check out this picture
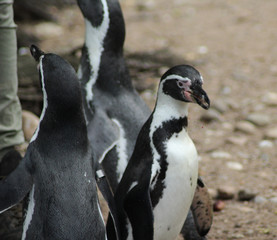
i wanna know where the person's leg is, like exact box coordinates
[0,0,24,162]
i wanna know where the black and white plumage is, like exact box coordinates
[106,65,210,240]
[77,0,212,238]
[77,0,150,191]
[0,45,106,239]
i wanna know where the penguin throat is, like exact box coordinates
[84,0,110,106]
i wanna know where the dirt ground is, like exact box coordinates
[4,0,277,239]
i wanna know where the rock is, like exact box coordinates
[212,99,229,113]
[245,229,254,236]
[220,86,231,95]
[235,121,256,134]
[226,136,247,146]
[259,140,274,148]
[238,189,257,201]
[262,92,277,106]
[229,233,245,239]
[269,197,277,203]
[264,127,277,140]
[254,196,267,204]
[217,186,236,200]
[226,161,243,171]
[197,45,209,54]
[232,71,249,82]
[222,122,233,130]
[208,188,217,200]
[213,200,225,212]
[200,109,223,123]
[246,113,270,127]
[236,206,254,213]
[211,151,232,159]
[22,110,39,142]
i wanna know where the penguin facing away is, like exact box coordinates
[77,0,212,238]
[0,45,106,240]
[77,0,150,191]
[106,65,210,240]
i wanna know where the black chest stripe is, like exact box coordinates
[150,117,187,208]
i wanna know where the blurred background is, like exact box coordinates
[5,0,277,239]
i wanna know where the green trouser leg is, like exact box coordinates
[0,0,24,159]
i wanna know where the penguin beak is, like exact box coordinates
[30,44,44,62]
[189,84,210,110]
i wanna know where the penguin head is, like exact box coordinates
[78,0,125,51]
[77,0,104,27]
[160,65,210,110]
[30,45,82,113]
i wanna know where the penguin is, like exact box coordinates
[0,45,106,239]
[106,65,210,240]
[77,0,212,238]
[77,0,150,191]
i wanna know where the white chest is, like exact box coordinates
[152,129,198,240]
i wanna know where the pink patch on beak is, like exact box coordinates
[184,91,194,102]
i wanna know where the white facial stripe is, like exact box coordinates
[22,184,35,240]
[84,0,110,105]
[30,56,48,143]
[111,119,128,182]
[163,74,192,84]
[200,74,204,84]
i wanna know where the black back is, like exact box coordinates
[78,0,150,191]
[0,46,106,239]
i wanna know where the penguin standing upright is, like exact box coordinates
[77,0,212,238]
[107,65,210,240]
[0,45,106,240]
[77,0,150,191]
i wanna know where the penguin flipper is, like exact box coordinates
[191,177,213,236]
[124,182,154,240]
[0,159,32,213]
[87,109,120,163]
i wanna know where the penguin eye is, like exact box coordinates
[177,80,188,88]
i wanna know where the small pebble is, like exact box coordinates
[269,197,277,204]
[235,121,256,134]
[232,71,249,81]
[237,189,257,201]
[198,45,208,54]
[237,206,254,213]
[200,109,223,123]
[262,92,277,106]
[246,113,270,127]
[229,233,245,239]
[220,86,231,95]
[208,188,217,200]
[212,99,229,113]
[226,136,247,146]
[264,127,277,140]
[211,151,232,159]
[217,186,236,200]
[213,200,225,211]
[259,140,273,148]
[254,196,267,204]
[246,229,254,236]
[226,161,243,171]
